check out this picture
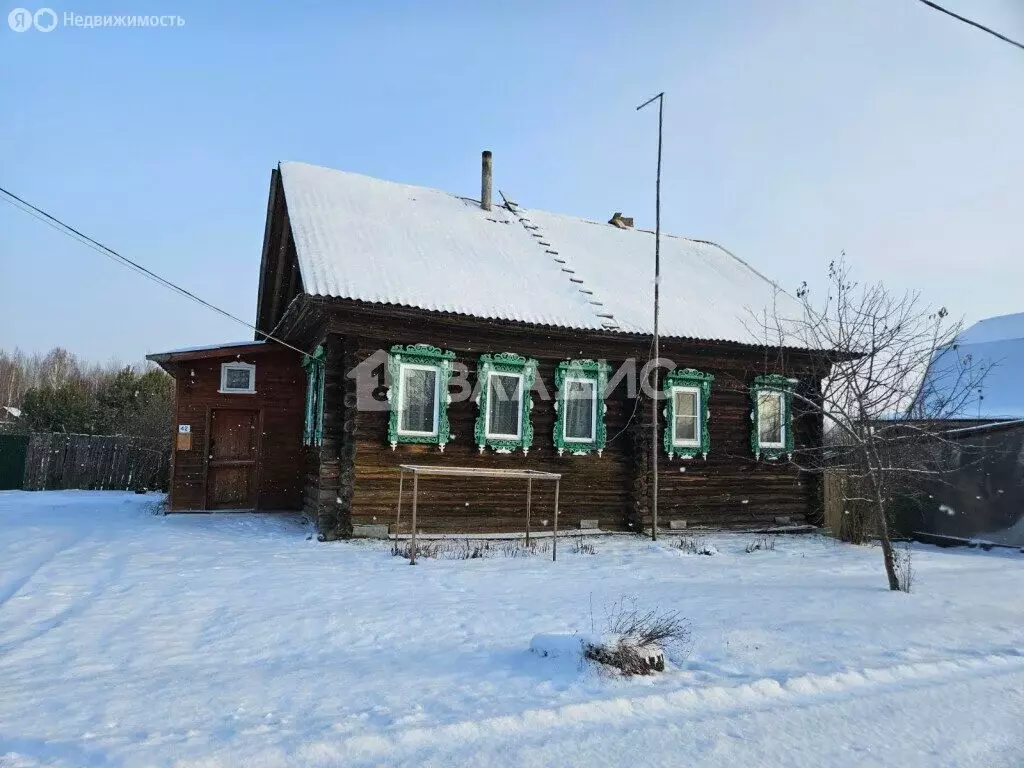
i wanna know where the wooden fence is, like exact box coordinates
[22,433,170,492]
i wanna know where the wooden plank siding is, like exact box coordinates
[297,300,827,536]
[162,347,306,512]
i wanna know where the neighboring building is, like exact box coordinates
[917,311,1024,422]
[0,406,22,432]
[149,154,830,539]
[898,313,1024,546]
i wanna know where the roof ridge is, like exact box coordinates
[499,191,620,331]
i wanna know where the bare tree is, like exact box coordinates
[751,257,989,591]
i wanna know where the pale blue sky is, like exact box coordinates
[1,0,1022,361]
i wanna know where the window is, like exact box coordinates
[563,379,595,441]
[398,364,439,436]
[750,374,794,460]
[486,372,523,439]
[663,368,713,459]
[303,346,325,446]
[474,352,538,454]
[553,360,608,456]
[387,344,455,450]
[757,392,783,446]
[220,362,255,394]
[671,388,700,444]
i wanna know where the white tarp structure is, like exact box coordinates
[918,312,1024,420]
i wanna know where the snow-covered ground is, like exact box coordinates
[1,492,1021,767]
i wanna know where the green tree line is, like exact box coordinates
[0,347,172,439]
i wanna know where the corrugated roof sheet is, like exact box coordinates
[279,161,805,345]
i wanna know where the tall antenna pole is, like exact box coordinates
[637,91,664,542]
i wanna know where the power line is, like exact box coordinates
[915,0,1024,52]
[0,186,312,360]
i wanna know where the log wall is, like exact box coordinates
[314,302,826,535]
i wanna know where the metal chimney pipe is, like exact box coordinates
[481,150,492,211]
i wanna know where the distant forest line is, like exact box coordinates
[0,348,172,440]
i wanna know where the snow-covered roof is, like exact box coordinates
[918,312,1024,420]
[1,406,21,419]
[146,341,272,366]
[151,341,265,356]
[279,161,806,346]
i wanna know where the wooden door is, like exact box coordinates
[206,409,260,509]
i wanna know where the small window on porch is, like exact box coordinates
[219,362,255,394]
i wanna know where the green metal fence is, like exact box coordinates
[0,434,30,490]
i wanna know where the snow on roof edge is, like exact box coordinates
[148,340,266,357]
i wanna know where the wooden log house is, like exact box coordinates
[149,153,829,539]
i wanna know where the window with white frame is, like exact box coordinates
[397,363,440,436]
[474,352,537,454]
[485,371,523,439]
[219,362,255,394]
[662,368,713,460]
[562,378,596,442]
[756,391,784,446]
[553,360,608,456]
[750,374,794,460]
[671,387,701,446]
[386,344,455,450]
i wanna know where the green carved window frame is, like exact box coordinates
[553,360,609,456]
[474,352,538,455]
[387,344,456,451]
[750,374,794,460]
[663,368,714,459]
[302,345,325,447]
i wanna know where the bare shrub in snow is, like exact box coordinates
[606,599,691,654]
[745,535,776,553]
[497,539,551,558]
[582,597,692,675]
[892,543,914,593]
[390,538,550,560]
[571,536,596,555]
[391,540,444,560]
[677,536,716,556]
[583,637,663,675]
